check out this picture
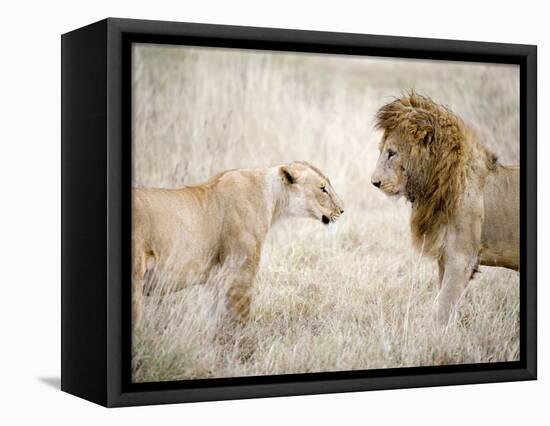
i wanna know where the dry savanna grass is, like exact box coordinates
[131,44,520,382]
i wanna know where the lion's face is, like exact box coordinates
[280,161,344,225]
[371,135,408,197]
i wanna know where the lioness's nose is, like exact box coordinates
[340,209,344,214]
[372,180,381,188]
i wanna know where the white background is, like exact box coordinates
[1,0,546,424]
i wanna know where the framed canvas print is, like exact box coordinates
[61,18,537,407]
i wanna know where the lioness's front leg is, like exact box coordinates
[226,272,254,325]
[221,236,261,326]
[225,255,260,325]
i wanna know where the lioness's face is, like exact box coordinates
[280,162,344,225]
[371,135,407,197]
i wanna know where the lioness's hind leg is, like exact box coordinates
[132,251,146,328]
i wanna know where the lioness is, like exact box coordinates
[132,161,344,327]
[371,93,519,324]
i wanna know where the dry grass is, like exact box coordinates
[131,44,520,382]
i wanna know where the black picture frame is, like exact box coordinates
[61,17,537,407]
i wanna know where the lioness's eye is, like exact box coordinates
[388,150,396,159]
[321,186,327,193]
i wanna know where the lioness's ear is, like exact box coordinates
[280,166,296,184]
[409,110,434,145]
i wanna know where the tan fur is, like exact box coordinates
[132,161,344,327]
[371,93,519,324]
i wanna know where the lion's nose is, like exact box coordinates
[372,180,381,188]
[340,209,344,214]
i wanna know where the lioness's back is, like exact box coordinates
[132,187,223,262]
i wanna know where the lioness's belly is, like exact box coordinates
[133,188,223,293]
[480,166,520,270]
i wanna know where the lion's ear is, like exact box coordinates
[409,110,435,145]
[280,165,297,184]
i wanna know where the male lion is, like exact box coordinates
[371,93,519,324]
[132,161,344,327]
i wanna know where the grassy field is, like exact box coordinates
[131,44,520,382]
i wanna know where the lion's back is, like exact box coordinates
[480,166,520,269]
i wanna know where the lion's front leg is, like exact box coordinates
[437,256,445,289]
[435,256,477,325]
[434,197,483,325]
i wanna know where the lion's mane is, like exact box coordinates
[375,93,498,256]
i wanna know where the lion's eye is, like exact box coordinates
[388,150,396,159]
[320,186,327,193]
